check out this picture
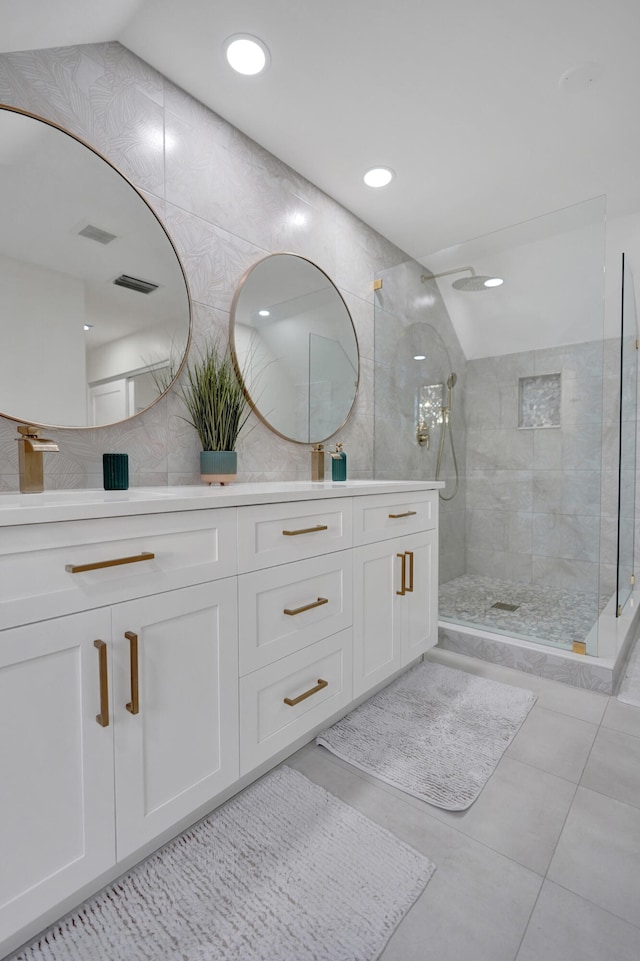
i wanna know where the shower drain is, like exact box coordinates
[491,601,520,612]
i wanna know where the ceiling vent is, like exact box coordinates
[78,223,117,245]
[113,274,159,295]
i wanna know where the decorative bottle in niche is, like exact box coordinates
[331,443,347,482]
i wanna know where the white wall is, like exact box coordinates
[0,253,86,425]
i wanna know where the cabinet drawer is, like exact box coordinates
[352,491,437,545]
[238,499,352,572]
[239,552,352,674]
[0,509,237,630]
[239,630,353,774]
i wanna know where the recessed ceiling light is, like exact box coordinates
[483,277,504,288]
[413,354,426,361]
[224,34,270,75]
[83,324,93,331]
[363,167,394,188]
[258,309,270,317]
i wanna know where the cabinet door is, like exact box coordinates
[112,580,239,859]
[353,540,403,697]
[0,611,115,950]
[399,529,439,664]
[353,530,439,698]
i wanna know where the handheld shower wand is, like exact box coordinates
[435,372,459,501]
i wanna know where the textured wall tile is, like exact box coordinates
[437,630,613,692]
[466,508,507,552]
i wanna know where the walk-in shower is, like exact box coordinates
[373,197,639,689]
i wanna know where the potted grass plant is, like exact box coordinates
[177,337,251,485]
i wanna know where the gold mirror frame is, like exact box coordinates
[229,253,360,444]
[0,104,193,430]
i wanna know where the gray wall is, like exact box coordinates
[0,42,411,489]
[465,339,619,601]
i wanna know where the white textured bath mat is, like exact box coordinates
[317,661,537,811]
[14,766,435,961]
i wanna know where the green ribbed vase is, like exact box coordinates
[200,450,237,486]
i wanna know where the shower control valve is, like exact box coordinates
[416,425,430,448]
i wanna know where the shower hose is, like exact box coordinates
[435,410,459,501]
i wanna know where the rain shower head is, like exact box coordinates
[422,265,503,291]
[452,274,498,291]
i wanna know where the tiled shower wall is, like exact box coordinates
[0,41,412,489]
[465,338,619,600]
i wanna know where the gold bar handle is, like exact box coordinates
[396,553,407,595]
[125,631,139,715]
[406,550,414,592]
[388,511,417,519]
[282,524,328,536]
[284,596,329,616]
[284,678,328,707]
[94,639,109,727]
[66,551,155,574]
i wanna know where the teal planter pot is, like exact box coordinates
[200,450,237,485]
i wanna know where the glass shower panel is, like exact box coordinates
[616,253,638,615]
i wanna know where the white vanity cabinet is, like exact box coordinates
[352,492,438,697]
[0,507,239,955]
[0,481,439,958]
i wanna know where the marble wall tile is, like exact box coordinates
[506,512,534,554]
[562,423,607,471]
[531,556,600,594]
[532,428,563,470]
[466,509,507,552]
[532,513,600,563]
[466,427,533,471]
[466,469,533,512]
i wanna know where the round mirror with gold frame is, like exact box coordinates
[230,253,359,443]
[0,105,191,428]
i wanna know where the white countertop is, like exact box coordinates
[0,480,444,526]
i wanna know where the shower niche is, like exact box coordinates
[518,373,561,429]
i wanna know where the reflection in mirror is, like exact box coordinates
[230,253,359,443]
[0,106,191,428]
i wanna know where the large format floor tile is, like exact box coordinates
[291,651,640,959]
[286,747,542,961]
[548,786,640,926]
[581,726,640,809]
[603,696,640,738]
[516,880,640,961]
[425,756,576,874]
[505,704,598,781]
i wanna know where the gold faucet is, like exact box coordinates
[16,425,60,493]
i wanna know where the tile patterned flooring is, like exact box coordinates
[439,574,609,649]
[285,648,640,961]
